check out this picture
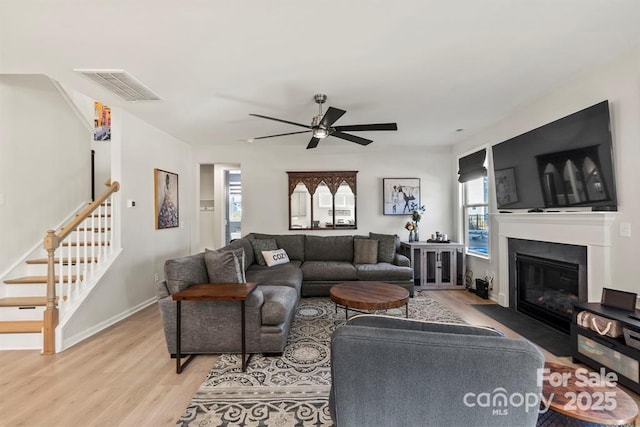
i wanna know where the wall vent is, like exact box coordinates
[74,69,161,102]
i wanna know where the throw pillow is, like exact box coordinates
[250,238,278,266]
[369,232,397,264]
[262,248,290,267]
[204,248,245,283]
[354,238,378,264]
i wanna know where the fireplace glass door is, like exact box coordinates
[516,253,579,333]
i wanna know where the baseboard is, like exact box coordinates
[59,296,157,352]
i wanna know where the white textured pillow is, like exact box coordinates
[261,248,290,267]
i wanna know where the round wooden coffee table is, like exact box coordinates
[329,281,410,319]
[539,362,638,426]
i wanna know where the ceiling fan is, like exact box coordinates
[250,93,398,149]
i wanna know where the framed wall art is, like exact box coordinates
[495,167,518,206]
[383,178,420,215]
[154,168,179,229]
[93,101,111,141]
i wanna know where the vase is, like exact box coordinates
[414,230,419,241]
[408,231,414,242]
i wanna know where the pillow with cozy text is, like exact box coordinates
[261,249,290,267]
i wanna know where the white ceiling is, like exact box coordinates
[2,0,640,149]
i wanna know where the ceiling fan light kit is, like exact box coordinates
[250,93,398,149]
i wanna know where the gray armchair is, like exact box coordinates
[330,315,545,427]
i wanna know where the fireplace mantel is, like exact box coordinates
[492,212,616,305]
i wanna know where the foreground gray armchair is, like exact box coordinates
[330,315,545,427]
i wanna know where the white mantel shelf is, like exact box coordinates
[491,211,617,306]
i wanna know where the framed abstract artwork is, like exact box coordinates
[383,178,420,215]
[93,101,111,141]
[154,168,179,229]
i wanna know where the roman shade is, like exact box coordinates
[457,149,487,183]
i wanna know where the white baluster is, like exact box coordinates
[83,217,88,283]
[97,203,103,265]
[91,209,96,270]
[67,237,72,303]
[76,221,81,291]
[109,196,114,255]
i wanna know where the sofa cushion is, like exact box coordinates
[354,238,378,264]
[369,232,398,264]
[246,262,303,295]
[204,248,245,283]
[305,235,354,261]
[164,253,209,294]
[260,285,298,326]
[356,263,413,281]
[252,233,305,261]
[227,238,255,270]
[251,238,278,266]
[262,248,290,267]
[301,261,358,281]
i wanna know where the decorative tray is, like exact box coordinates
[427,239,450,243]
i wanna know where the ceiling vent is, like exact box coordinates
[74,69,161,102]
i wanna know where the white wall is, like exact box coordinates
[63,108,193,341]
[453,45,640,296]
[193,142,454,247]
[0,75,91,276]
[70,90,112,192]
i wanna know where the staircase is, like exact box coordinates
[0,181,120,353]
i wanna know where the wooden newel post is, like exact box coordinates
[43,230,60,355]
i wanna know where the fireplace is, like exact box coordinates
[516,254,579,332]
[508,238,587,334]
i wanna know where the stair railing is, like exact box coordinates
[42,181,120,355]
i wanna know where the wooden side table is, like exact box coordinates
[539,362,638,426]
[172,282,257,374]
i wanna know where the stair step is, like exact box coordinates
[0,321,42,333]
[0,297,46,307]
[4,275,82,284]
[26,257,97,265]
[61,241,110,247]
[0,296,62,307]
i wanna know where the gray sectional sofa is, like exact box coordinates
[242,232,414,297]
[156,232,414,356]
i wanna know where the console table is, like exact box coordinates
[571,302,640,395]
[400,241,465,289]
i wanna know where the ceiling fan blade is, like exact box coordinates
[249,114,311,129]
[253,130,311,140]
[320,107,347,127]
[334,123,398,132]
[331,131,373,146]
[306,137,321,149]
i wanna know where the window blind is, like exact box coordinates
[457,149,487,183]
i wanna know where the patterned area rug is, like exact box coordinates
[177,292,464,426]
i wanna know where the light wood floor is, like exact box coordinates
[0,290,637,426]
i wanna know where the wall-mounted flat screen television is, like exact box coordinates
[491,101,617,211]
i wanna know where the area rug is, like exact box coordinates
[177,292,464,426]
[471,304,571,357]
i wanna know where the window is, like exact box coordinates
[464,176,489,256]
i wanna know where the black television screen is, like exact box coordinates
[491,101,617,211]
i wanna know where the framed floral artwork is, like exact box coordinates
[154,168,179,229]
[383,178,420,215]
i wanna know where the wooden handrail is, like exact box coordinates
[57,181,120,242]
[42,180,120,354]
